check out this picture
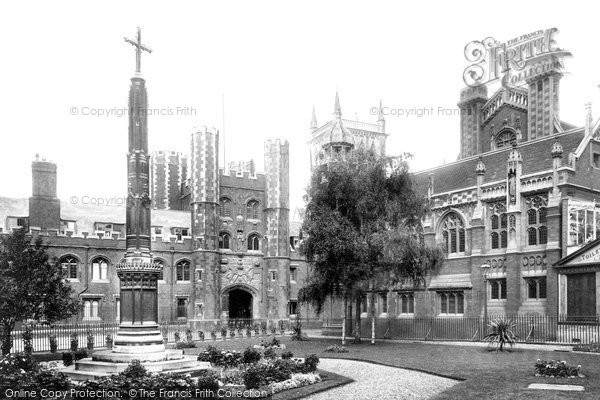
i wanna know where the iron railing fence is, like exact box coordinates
[8,318,294,353]
[325,315,600,345]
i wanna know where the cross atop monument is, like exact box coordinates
[124,27,152,74]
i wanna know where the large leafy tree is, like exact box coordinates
[299,149,444,343]
[0,229,80,354]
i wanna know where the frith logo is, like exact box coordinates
[463,28,571,88]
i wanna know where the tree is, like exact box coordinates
[299,149,444,343]
[0,229,80,354]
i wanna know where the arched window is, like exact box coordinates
[440,213,465,254]
[247,234,260,251]
[491,215,499,230]
[495,129,517,148]
[91,257,109,281]
[500,231,508,248]
[538,207,547,224]
[526,195,548,246]
[60,256,78,279]
[83,301,91,319]
[528,227,537,246]
[246,200,260,220]
[528,209,537,225]
[155,259,165,281]
[538,226,548,244]
[489,203,507,250]
[219,198,232,218]
[176,260,191,281]
[219,232,231,249]
[83,299,100,320]
[491,232,499,249]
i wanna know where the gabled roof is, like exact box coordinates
[555,237,600,267]
[413,128,585,195]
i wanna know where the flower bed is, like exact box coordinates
[269,373,322,395]
[324,345,349,353]
[534,359,584,378]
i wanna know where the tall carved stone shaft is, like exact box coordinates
[113,68,164,354]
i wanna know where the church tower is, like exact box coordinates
[527,66,562,140]
[457,85,487,158]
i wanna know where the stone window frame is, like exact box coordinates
[525,277,547,300]
[398,292,415,316]
[439,212,466,255]
[489,203,508,250]
[247,233,261,251]
[526,195,548,246]
[489,278,507,301]
[438,291,465,316]
[60,255,80,281]
[154,258,167,282]
[219,231,232,250]
[90,256,110,282]
[246,199,260,220]
[175,259,191,282]
[219,197,233,218]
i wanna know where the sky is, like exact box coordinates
[0,0,599,214]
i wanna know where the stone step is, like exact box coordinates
[74,357,210,374]
[63,369,111,382]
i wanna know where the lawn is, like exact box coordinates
[181,336,599,399]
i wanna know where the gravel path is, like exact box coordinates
[306,358,458,400]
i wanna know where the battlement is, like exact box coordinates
[0,228,194,251]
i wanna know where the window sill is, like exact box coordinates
[397,314,415,318]
[438,314,465,317]
[489,299,508,303]
[176,280,191,284]
[67,278,80,283]
[83,317,101,321]
[91,279,109,283]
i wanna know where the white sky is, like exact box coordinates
[1,0,599,213]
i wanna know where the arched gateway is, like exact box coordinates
[222,285,255,322]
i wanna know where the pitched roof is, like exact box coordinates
[413,128,585,195]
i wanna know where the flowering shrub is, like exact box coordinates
[324,345,349,353]
[211,329,217,341]
[0,352,38,374]
[269,373,322,394]
[62,352,73,367]
[221,327,227,339]
[86,330,94,350]
[242,357,319,389]
[281,350,294,359]
[197,346,242,369]
[174,331,181,343]
[186,328,193,342]
[23,325,33,354]
[535,359,583,378]
[264,348,277,359]
[105,333,113,349]
[229,327,236,338]
[175,340,197,349]
[48,333,58,353]
[198,330,205,341]
[254,324,260,336]
[246,326,252,337]
[70,332,78,352]
[261,321,267,335]
[242,347,262,364]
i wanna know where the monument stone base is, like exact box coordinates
[64,349,210,381]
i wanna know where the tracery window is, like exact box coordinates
[440,213,465,254]
[526,195,548,246]
[489,203,507,249]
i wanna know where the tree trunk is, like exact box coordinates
[341,296,347,346]
[1,322,14,356]
[354,296,362,343]
[370,291,376,345]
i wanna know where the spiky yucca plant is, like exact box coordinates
[483,317,518,351]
